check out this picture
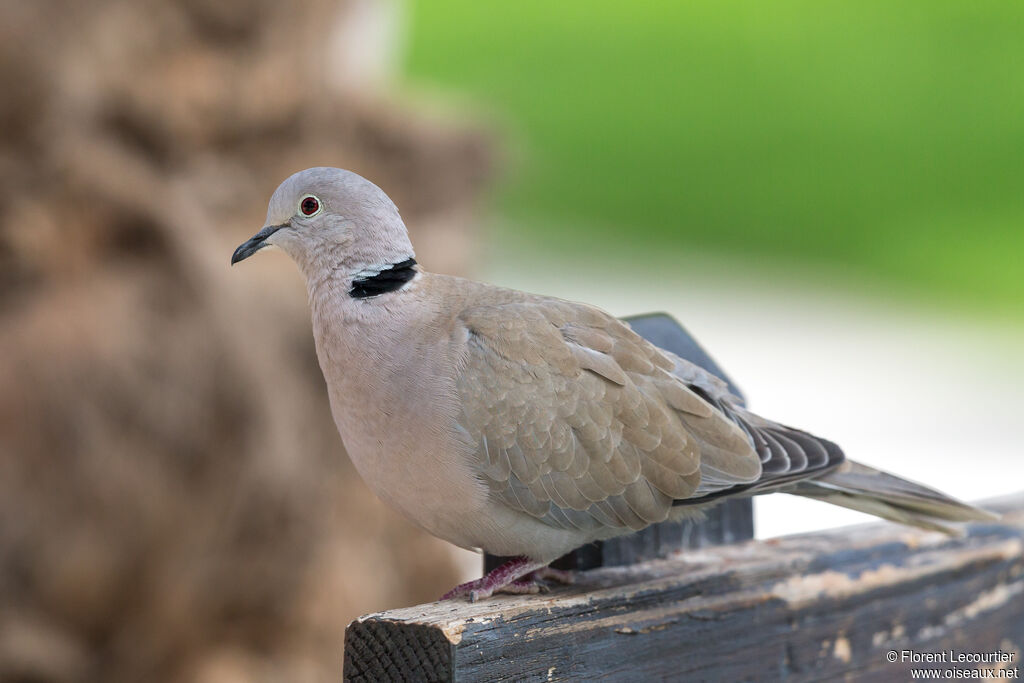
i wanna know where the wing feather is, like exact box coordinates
[455,291,767,533]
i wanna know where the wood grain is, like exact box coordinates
[347,494,1024,682]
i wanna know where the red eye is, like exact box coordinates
[300,196,320,216]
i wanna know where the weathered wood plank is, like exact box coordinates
[345,494,1024,682]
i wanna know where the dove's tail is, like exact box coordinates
[789,460,998,534]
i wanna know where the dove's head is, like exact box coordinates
[231,167,414,284]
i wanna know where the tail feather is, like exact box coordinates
[790,460,999,534]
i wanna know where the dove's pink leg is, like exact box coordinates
[440,557,575,602]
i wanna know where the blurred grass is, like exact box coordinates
[403,0,1024,315]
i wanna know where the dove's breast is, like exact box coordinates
[307,276,595,560]
[308,287,496,550]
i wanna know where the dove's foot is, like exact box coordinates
[440,556,542,602]
[440,557,575,602]
[529,566,575,586]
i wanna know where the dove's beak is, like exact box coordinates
[231,224,286,265]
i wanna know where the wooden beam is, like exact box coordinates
[345,494,1024,682]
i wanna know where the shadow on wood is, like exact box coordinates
[345,494,1024,682]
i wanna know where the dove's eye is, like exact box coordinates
[299,195,321,217]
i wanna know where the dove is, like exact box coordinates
[232,167,996,601]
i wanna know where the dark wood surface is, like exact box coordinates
[486,312,754,576]
[346,494,1024,682]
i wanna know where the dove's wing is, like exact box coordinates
[454,291,773,533]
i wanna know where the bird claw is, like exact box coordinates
[465,578,544,602]
[440,557,576,602]
[443,578,536,602]
[441,580,486,602]
[530,566,575,585]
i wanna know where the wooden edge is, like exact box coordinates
[345,494,1024,682]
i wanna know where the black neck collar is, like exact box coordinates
[349,258,418,298]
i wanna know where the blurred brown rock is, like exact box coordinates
[0,1,494,681]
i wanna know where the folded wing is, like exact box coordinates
[455,293,770,532]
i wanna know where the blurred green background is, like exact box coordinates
[403,0,1024,316]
